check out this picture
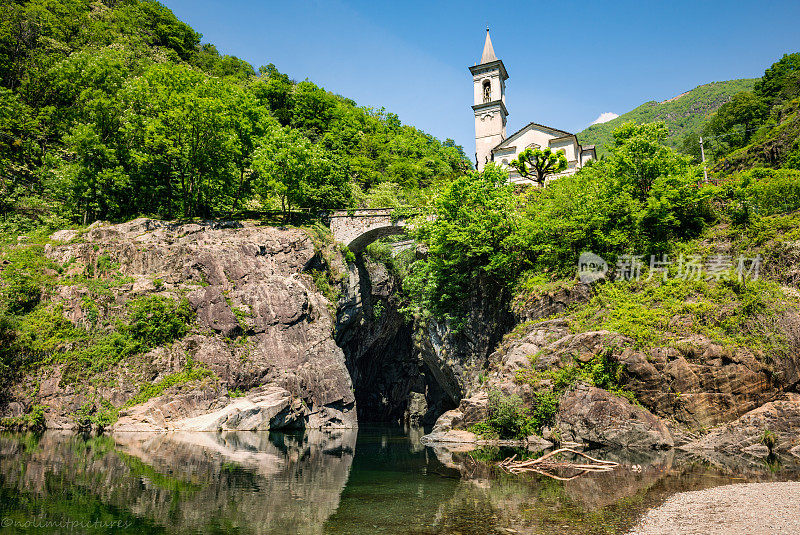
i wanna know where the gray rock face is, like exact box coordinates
[512,281,593,322]
[419,409,478,444]
[413,273,515,406]
[556,384,674,449]
[615,338,800,429]
[335,256,453,425]
[33,218,356,430]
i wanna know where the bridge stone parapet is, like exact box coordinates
[329,208,408,253]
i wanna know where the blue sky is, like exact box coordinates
[163,0,799,155]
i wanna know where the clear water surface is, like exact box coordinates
[1,427,798,534]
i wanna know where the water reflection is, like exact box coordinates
[0,429,798,535]
[0,429,356,534]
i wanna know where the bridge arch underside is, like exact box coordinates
[347,226,407,253]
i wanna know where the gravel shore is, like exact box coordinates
[628,482,800,535]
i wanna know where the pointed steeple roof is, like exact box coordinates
[469,29,508,81]
[480,28,497,64]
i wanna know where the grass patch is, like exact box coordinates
[123,358,215,409]
[568,276,788,352]
[10,293,196,385]
[309,268,341,304]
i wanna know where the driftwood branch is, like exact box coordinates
[498,448,618,477]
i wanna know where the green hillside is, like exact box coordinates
[578,79,756,158]
[0,0,470,230]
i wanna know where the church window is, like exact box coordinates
[482,80,491,103]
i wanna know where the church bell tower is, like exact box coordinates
[469,29,508,171]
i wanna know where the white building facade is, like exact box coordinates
[470,30,596,184]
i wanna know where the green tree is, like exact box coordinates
[703,91,768,155]
[60,123,128,224]
[610,122,690,198]
[405,164,521,320]
[754,52,800,107]
[0,88,40,214]
[0,0,470,227]
[122,63,237,218]
[509,146,568,186]
[252,124,350,220]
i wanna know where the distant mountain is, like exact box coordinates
[577,79,757,157]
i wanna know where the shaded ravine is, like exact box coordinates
[334,255,454,426]
[334,252,513,428]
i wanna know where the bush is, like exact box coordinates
[469,390,539,440]
[721,169,800,227]
[744,168,800,217]
[72,398,119,431]
[126,295,194,349]
[0,312,18,398]
[0,246,56,315]
[339,244,356,264]
[530,390,559,431]
[638,171,715,251]
[0,403,46,432]
[486,390,533,439]
[14,304,85,360]
[364,241,393,266]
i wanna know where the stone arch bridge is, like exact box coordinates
[329,209,411,253]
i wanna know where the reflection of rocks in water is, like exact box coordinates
[561,448,675,510]
[3,430,800,535]
[0,430,356,534]
[431,445,800,535]
[674,448,800,478]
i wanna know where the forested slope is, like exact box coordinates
[577,79,755,158]
[0,0,470,234]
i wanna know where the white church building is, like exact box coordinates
[470,30,596,183]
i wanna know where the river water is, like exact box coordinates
[1,427,798,534]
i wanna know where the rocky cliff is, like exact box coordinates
[4,218,358,431]
[1,217,502,433]
[423,278,800,455]
[4,216,800,455]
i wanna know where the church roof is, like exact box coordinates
[480,29,497,64]
[492,122,575,151]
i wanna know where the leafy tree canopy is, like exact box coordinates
[406,123,715,321]
[0,0,471,226]
[509,146,567,186]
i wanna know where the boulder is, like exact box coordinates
[556,383,673,449]
[458,392,489,426]
[49,229,79,243]
[171,387,306,431]
[683,397,800,454]
[526,434,553,452]
[112,387,306,432]
[420,409,478,444]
